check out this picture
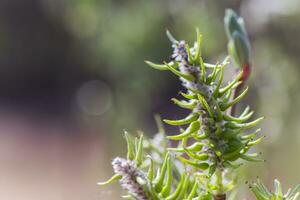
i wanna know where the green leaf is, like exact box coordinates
[135,134,144,166]
[171,98,197,109]
[168,142,204,152]
[124,131,135,160]
[147,155,155,181]
[166,29,179,44]
[165,173,186,200]
[226,117,264,129]
[220,87,248,111]
[240,153,263,162]
[219,71,243,96]
[167,121,200,140]
[97,174,122,185]
[177,156,209,170]
[197,94,214,118]
[193,28,202,62]
[160,156,172,197]
[165,62,195,81]
[164,113,199,126]
[145,60,177,71]
[154,153,170,192]
[187,181,199,200]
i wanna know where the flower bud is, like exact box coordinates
[224,9,246,39]
[224,9,251,68]
[228,31,251,68]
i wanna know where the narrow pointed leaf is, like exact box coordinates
[161,157,172,197]
[154,153,170,192]
[97,174,122,185]
[168,142,203,152]
[165,173,186,200]
[220,87,248,111]
[193,28,202,62]
[166,29,178,44]
[171,98,197,109]
[226,117,264,129]
[124,131,135,160]
[145,60,177,71]
[197,94,214,118]
[135,135,144,166]
[167,121,200,140]
[165,62,195,81]
[164,113,199,126]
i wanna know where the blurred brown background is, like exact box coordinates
[0,0,300,199]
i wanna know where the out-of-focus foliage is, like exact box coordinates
[251,179,300,200]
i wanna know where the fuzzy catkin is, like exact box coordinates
[112,157,148,200]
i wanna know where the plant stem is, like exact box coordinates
[213,194,226,200]
[214,169,226,200]
[230,63,251,116]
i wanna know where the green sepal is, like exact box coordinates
[193,28,202,62]
[241,129,261,140]
[223,110,254,123]
[208,164,217,177]
[167,142,204,152]
[97,174,122,186]
[213,65,225,97]
[164,113,199,126]
[171,98,197,110]
[177,156,209,170]
[194,131,209,140]
[197,94,214,117]
[247,136,264,146]
[180,91,197,100]
[225,117,264,129]
[165,61,195,81]
[154,152,170,192]
[184,148,209,161]
[220,86,248,111]
[147,155,155,181]
[206,63,220,84]
[186,43,193,64]
[167,121,200,140]
[240,106,251,117]
[160,155,172,197]
[166,29,178,44]
[145,60,177,71]
[240,153,263,162]
[135,134,144,166]
[177,173,190,199]
[286,184,300,199]
[222,146,244,161]
[187,181,199,200]
[200,57,206,82]
[124,131,135,160]
[218,71,243,96]
[274,179,283,197]
[154,114,166,135]
[165,173,186,200]
[223,161,243,169]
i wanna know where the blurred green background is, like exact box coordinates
[0,0,300,199]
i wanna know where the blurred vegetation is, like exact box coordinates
[1,0,300,199]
